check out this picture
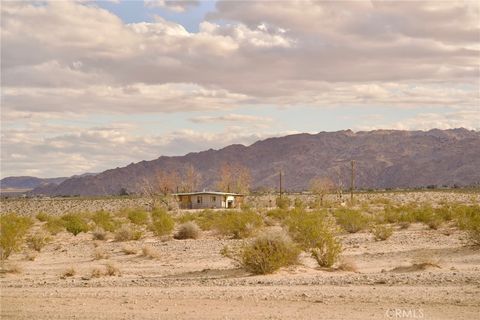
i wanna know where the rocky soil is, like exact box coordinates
[1,191,479,319]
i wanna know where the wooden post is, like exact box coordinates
[350,160,355,203]
[279,171,283,197]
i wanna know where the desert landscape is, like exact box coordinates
[1,191,479,320]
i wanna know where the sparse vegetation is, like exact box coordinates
[36,212,50,222]
[93,248,109,260]
[455,205,480,246]
[174,221,201,240]
[337,257,358,272]
[127,209,149,225]
[61,214,89,236]
[334,208,369,233]
[141,245,160,259]
[0,213,33,259]
[211,210,263,239]
[27,231,51,251]
[240,231,300,275]
[150,209,175,237]
[114,225,143,241]
[105,262,120,276]
[62,267,76,277]
[122,245,137,255]
[372,224,394,241]
[91,210,120,232]
[43,217,65,235]
[92,227,107,240]
[275,196,291,209]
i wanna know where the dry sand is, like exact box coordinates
[1,192,479,319]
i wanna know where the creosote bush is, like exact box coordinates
[43,217,65,235]
[127,209,149,225]
[212,210,263,239]
[61,214,89,236]
[455,205,480,246]
[285,209,342,267]
[371,225,393,241]
[91,211,120,232]
[334,208,369,233]
[174,221,201,240]
[150,209,175,237]
[240,231,300,275]
[36,212,50,222]
[0,213,33,259]
[275,196,291,209]
[114,225,143,242]
[27,231,51,251]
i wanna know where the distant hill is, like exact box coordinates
[30,128,480,196]
[1,173,97,192]
[0,176,68,190]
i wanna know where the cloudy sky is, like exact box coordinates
[1,0,479,178]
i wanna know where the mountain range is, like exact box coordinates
[4,128,479,196]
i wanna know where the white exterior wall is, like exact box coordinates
[190,194,226,209]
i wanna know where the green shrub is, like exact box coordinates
[334,208,369,233]
[454,205,480,246]
[265,208,290,221]
[61,214,89,236]
[43,217,65,235]
[91,211,120,232]
[114,225,143,241]
[212,210,263,239]
[174,221,201,240]
[0,213,33,259]
[293,198,306,210]
[27,231,51,251]
[240,231,300,274]
[150,210,174,237]
[276,196,291,209]
[127,209,149,225]
[284,209,342,267]
[36,212,50,222]
[311,235,342,268]
[371,224,393,241]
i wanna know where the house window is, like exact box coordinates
[212,196,216,202]
[197,196,202,204]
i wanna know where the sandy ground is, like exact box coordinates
[1,192,480,319]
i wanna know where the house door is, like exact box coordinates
[227,200,233,208]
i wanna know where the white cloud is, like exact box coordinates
[189,113,272,124]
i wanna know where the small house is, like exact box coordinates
[173,191,244,209]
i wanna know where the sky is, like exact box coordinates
[1,0,479,178]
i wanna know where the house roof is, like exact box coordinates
[172,191,243,196]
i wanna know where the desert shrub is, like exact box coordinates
[293,198,306,210]
[0,263,22,274]
[92,227,107,240]
[36,212,50,222]
[265,208,290,221]
[212,210,263,239]
[122,245,137,255]
[91,267,104,278]
[91,211,120,232]
[334,208,369,233]
[114,225,143,241]
[176,210,218,230]
[174,221,201,240]
[455,205,480,246]
[43,217,65,235]
[240,231,300,275]
[141,245,160,259]
[150,210,175,237]
[337,257,358,272]
[380,205,416,224]
[61,214,89,236]
[372,224,393,241]
[284,210,342,267]
[311,235,342,268]
[27,231,51,251]
[105,262,120,276]
[93,248,109,260]
[0,213,33,259]
[127,209,149,225]
[62,267,76,277]
[275,196,291,209]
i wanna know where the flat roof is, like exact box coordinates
[173,191,243,196]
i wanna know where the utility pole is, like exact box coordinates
[350,160,355,204]
[279,171,283,197]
